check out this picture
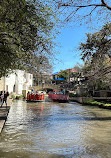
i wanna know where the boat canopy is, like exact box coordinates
[54,78,64,80]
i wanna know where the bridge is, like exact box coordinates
[31,84,60,93]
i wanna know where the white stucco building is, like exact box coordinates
[0,70,33,95]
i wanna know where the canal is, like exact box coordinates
[0,100,111,158]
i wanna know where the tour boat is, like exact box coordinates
[48,93,69,103]
[26,93,45,102]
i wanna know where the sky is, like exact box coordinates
[52,0,111,73]
[53,25,91,73]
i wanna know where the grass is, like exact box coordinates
[84,100,111,109]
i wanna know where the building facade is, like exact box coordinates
[0,70,33,94]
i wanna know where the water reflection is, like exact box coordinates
[0,100,111,158]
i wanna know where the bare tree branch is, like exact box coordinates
[83,6,97,18]
[101,0,111,10]
[64,7,80,21]
[58,2,111,11]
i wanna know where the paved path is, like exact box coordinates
[0,98,12,133]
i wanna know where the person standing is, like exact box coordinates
[62,89,66,95]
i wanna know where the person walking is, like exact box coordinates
[2,91,9,108]
[0,91,3,107]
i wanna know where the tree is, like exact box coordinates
[26,54,52,85]
[80,23,111,78]
[58,70,69,80]
[79,23,111,91]
[55,0,111,25]
[0,0,57,77]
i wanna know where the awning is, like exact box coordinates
[54,78,64,80]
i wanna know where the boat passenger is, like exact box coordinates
[56,91,62,94]
[62,89,66,95]
[53,90,56,94]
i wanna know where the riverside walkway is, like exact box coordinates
[0,98,12,133]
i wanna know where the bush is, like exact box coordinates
[103,103,111,107]
[16,95,23,99]
[84,100,104,106]
[10,94,16,99]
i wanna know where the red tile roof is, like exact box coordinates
[66,68,77,72]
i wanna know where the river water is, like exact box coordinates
[0,100,111,158]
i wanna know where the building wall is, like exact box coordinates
[15,70,33,94]
[15,70,24,94]
[25,72,33,88]
[5,73,16,93]
[0,70,33,95]
[0,77,5,91]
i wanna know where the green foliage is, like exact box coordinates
[16,95,23,99]
[80,23,111,61]
[84,100,104,106]
[0,0,58,77]
[79,23,111,91]
[10,94,16,99]
[58,70,69,80]
[84,100,111,109]
[105,104,111,107]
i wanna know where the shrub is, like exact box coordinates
[84,100,104,106]
[84,100,111,109]
[10,94,16,99]
[16,95,23,99]
[104,104,111,107]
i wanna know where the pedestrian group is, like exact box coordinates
[0,91,9,108]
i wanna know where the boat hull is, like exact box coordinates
[48,93,69,103]
[26,94,45,102]
[26,100,44,102]
[52,99,69,103]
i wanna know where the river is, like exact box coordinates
[0,100,111,158]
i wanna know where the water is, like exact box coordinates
[0,100,111,158]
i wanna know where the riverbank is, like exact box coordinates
[0,98,12,133]
[69,97,111,110]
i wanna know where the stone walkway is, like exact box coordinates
[0,98,12,133]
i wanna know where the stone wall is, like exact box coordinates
[69,97,93,103]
